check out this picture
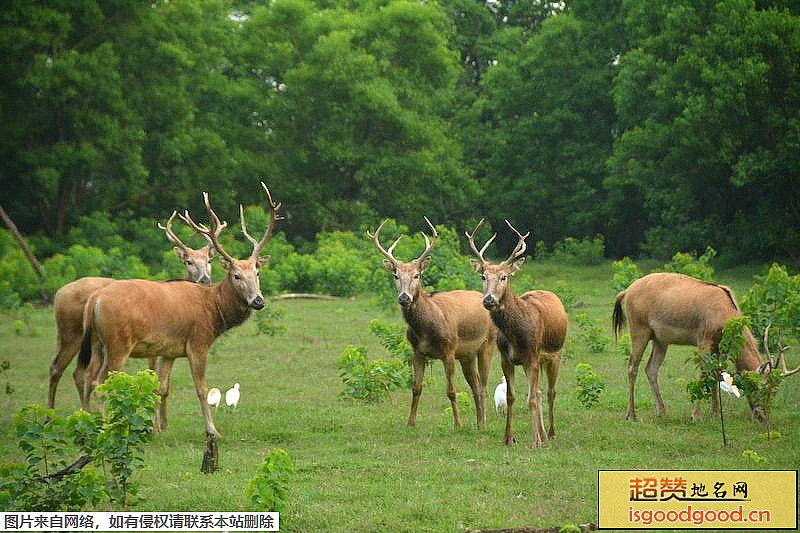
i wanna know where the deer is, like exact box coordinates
[47,211,224,415]
[467,219,567,448]
[612,272,799,422]
[368,218,496,430]
[77,182,282,439]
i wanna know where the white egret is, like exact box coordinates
[225,383,240,409]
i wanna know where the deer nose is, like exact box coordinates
[398,293,412,307]
[251,295,265,310]
[483,294,497,309]
[199,275,211,286]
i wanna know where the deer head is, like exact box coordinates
[181,182,283,310]
[159,210,226,285]
[368,217,438,307]
[466,219,529,310]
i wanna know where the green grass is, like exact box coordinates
[1,261,798,532]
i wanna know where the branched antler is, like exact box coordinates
[241,181,284,260]
[502,219,530,265]
[465,218,496,265]
[180,192,235,265]
[763,324,798,377]
[367,220,403,266]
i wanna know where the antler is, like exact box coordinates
[465,218,496,265]
[763,324,798,377]
[367,219,403,266]
[502,219,530,265]
[180,192,236,265]
[240,181,284,260]
[158,211,191,252]
[414,216,439,264]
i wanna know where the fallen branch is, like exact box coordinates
[34,455,91,483]
[272,293,338,301]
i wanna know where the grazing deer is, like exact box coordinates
[467,219,567,447]
[612,272,799,422]
[47,212,223,413]
[368,218,495,429]
[78,182,282,439]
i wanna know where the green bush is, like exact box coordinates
[337,345,409,403]
[254,303,287,336]
[741,263,800,343]
[552,280,581,309]
[611,257,642,293]
[0,250,41,302]
[574,363,605,408]
[664,246,716,282]
[0,370,158,510]
[575,313,609,353]
[246,448,293,513]
[549,235,605,265]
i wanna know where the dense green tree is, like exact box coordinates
[608,0,800,259]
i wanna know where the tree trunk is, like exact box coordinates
[0,202,44,279]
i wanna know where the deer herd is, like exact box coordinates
[45,182,797,449]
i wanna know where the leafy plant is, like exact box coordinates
[741,263,800,343]
[0,370,158,511]
[1,360,12,400]
[552,280,581,309]
[664,246,716,282]
[443,391,474,417]
[337,345,409,403]
[246,448,293,513]
[611,257,642,293]
[575,313,609,353]
[254,303,287,336]
[549,235,605,265]
[574,363,604,409]
[741,449,767,464]
[369,319,412,367]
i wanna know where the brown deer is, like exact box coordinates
[612,272,799,422]
[78,182,282,439]
[467,219,567,448]
[47,211,224,413]
[368,218,495,429]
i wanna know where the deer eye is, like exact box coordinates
[234,273,241,280]
[413,274,420,279]
[501,275,508,281]
[186,260,193,266]
[480,274,486,281]
[394,274,399,280]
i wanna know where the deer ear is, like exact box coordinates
[509,256,525,274]
[383,259,396,273]
[220,256,233,270]
[469,259,484,273]
[173,247,186,260]
[418,256,432,272]
[207,246,217,259]
[257,255,270,269]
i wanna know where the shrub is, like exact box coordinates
[664,246,716,282]
[552,280,581,309]
[611,257,641,293]
[550,235,605,265]
[254,303,287,336]
[575,313,609,353]
[337,345,409,403]
[741,263,800,343]
[575,363,604,408]
[0,370,158,510]
[246,448,293,513]
[0,250,41,302]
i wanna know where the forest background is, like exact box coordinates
[2,0,800,303]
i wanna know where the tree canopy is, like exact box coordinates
[1,0,798,263]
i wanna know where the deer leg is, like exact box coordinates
[527,355,543,448]
[645,340,668,417]
[443,354,462,429]
[48,331,81,409]
[626,332,650,421]
[543,354,560,439]
[501,357,516,445]
[407,355,426,427]
[477,342,493,430]
[186,347,220,438]
[459,357,484,430]
[81,338,106,411]
[154,357,175,432]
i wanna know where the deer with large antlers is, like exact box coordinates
[467,219,567,448]
[77,182,282,439]
[47,212,224,415]
[369,218,495,429]
[613,272,798,422]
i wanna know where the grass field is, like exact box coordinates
[1,261,798,531]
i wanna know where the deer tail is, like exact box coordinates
[612,290,627,340]
[77,296,97,369]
